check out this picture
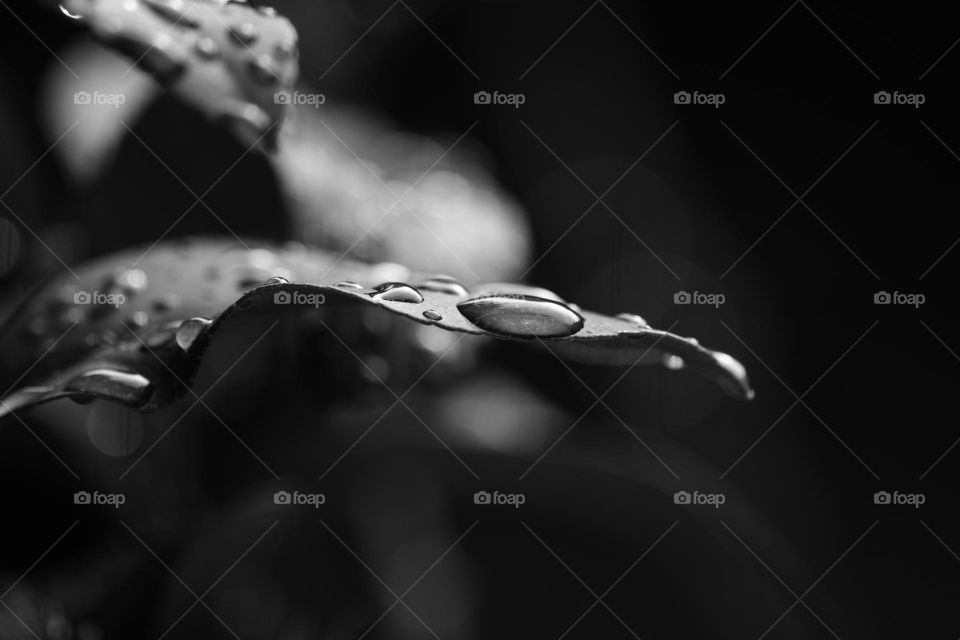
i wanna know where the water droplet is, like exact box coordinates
[474,282,564,303]
[335,281,363,289]
[257,5,278,16]
[65,369,153,406]
[417,277,469,297]
[228,22,259,45]
[175,317,213,351]
[457,294,584,338]
[616,313,650,328]
[663,354,685,370]
[86,403,144,457]
[423,310,442,321]
[143,0,200,28]
[127,310,150,328]
[59,4,82,19]
[195,36,221,59]
[247,56,279,85]
[371,283,424,304]
[263,275,289,286]
[27,317,48,337]
[216,103,273,146]
[116,268,148,293]
[275,40,296,60]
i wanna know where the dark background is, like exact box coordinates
[1,1,958,637]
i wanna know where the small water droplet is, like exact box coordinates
[417,277,469,297]
[117,268,148,293]
[335,281,364,289]
[371,283,424,304]
[127,310,150,328]
[247,56,279,85]
[257,5,278,16]
[195,36,221,59]
[175,317,213,351]
[616,313,650,328]
[27,317,48,337]
[65,369,153,406]
[423,310,443,321]
[275,40,296,60]
[263,275,289,286]
[228,22,259,45]
[216,103,273,147]
[457,294,584,338]
[663,354,685,370]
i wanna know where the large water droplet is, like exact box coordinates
[457,294,584,338]
[417,277,469,297]
[65,369,153,406]
[263,275,290,286]
[335,281,363,289]
[175,317,213,351]
[371,283,424,304]
[423,310,443,321]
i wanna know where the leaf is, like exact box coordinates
[0,238,752,419]
[59,0,299,151]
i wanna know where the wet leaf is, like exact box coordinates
[0,238,752,418]
[59,0,298,151]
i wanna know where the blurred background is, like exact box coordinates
[1,0,959,637]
